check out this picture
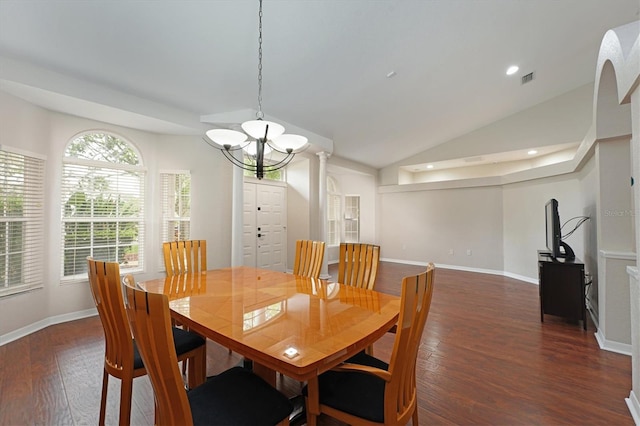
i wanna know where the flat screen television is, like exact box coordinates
[545,198,575,260]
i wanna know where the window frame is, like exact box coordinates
[159,170,191,269]
[344,194,360,243]
[327,176,341,247]
[60,131,146,282]
[0,145,46,298]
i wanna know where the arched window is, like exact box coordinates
[61,132,146,280]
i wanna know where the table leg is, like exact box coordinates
[252,362,277,387]
[306,376,320,426]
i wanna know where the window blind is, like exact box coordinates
[0,148,45,297]
[160,171,191,244]
[61,133,145,280]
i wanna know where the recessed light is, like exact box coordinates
[527,150,538,155]
[426,164,434,169]
[506,65,519,76]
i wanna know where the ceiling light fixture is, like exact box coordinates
[506,65,519,76]
[527,150,538,155]
[204,0,307,179]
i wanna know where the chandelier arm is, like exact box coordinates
[261,152,296,170]
[220,148,259,172]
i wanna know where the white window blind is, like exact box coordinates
[344,195,360,243]
[0,147,45,297]
[327,176,341,246]
[61,133,145,280]
[160,171,191,244]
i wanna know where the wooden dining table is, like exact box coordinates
[138,266,400,422]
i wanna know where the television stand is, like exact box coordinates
[537,250,586,330]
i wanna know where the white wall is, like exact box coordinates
[0,90,234,339]
[580,155,599,315]
[0,91,52,337]
[286,157,311,270]
[325,170,377,263]
[378,186,504,271]
[156,134,234,270]
[502,174,584,280]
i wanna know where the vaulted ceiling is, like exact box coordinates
[0,1,638,169]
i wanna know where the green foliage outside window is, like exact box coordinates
[62,133,144,278]
[242,155,283,181]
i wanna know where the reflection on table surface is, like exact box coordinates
[138,266,400,381]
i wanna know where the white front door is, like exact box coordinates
[243,180,287,271]
[242,183,257,267]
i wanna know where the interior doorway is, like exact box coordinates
[243,180,287,271]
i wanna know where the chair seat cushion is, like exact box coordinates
[188,367,293,426]
[132,327,205,370]
[302,351,389,423]
[132,342,145,370]
[171,326,206,355]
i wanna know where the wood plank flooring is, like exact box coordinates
[0,262,633,425]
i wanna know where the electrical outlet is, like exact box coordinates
[466,249,472,256]
[448,249,454,255]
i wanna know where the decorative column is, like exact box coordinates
[231,149,244,267]
[317,151,330,279]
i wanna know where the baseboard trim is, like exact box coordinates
[380,258,539,284]
[595,327,632,356]
[626,390,640,425]
[0,308,97,347]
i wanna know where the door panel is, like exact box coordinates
[243,183,257,267]
[244,182,286,271]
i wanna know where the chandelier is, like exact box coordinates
[205,0,308,180]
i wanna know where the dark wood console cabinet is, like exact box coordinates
[538,251,586,330]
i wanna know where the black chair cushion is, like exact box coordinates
[132,327,205,370]
[132,342,144,370]
[188,366,293,426]
[171,326,206,355]
[302,351,389,423]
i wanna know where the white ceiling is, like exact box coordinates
[0,1,638,169]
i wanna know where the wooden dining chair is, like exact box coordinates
[162,241,232,356]
[292,239,325,279]
[163,240,207,276]
[122,278,294,426]
[87,257,206,426]
[303,263,435,426]
[337,243,380,290]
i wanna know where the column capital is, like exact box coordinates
[316,151,330,161]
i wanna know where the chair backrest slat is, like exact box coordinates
[163,240,207,276]
[337,243,380,290]
[385,263,435,425]
[86,257,134,373]
[123,278,193,425]
[293,240,325,279]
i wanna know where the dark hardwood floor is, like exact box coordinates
[0,262,633,425]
